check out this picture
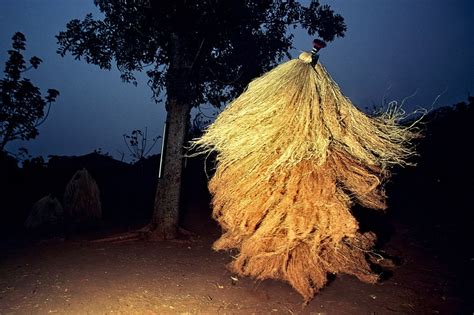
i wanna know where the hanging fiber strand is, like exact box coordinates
[189,51,418,302]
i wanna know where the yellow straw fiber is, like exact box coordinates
[189,52,418,301]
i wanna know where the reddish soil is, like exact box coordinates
[0,207,470,314]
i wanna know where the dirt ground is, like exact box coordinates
[0,206,471,315]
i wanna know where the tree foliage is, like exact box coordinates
[57,0,345,108]
[0,32,59,152]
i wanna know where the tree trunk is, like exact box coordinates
[146,32,195,240]
[0,127,13,152]
[149,98,191,240]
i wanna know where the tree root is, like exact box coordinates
[90,225,197,243]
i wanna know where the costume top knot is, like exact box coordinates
[298,52,313,63]
[298,39,327,66]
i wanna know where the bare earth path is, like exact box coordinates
[0,215,469,315]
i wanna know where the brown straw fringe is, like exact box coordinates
[189,52,419,301]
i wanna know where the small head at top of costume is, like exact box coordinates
[299,39,327,66]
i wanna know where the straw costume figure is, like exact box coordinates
[190,40,417,302]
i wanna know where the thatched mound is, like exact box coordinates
[63,168,102,225]
[25,195,63,230]
[190,52,419,301]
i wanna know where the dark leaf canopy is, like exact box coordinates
[29,56,43,69]
[57,0,345,108]
[1,33,59,151]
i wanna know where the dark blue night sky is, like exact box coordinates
[1,0,473,161]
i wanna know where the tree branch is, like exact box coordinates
[34,101,52,128]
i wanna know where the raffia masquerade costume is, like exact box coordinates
[191,40,416,301]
